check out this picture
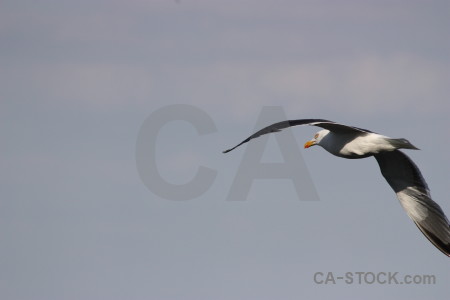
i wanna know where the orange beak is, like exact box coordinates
[304,140,316,148]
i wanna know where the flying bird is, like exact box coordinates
[223,119,450,257]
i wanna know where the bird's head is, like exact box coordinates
[304,129,329,148]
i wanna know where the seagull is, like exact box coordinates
[223,119,450,257]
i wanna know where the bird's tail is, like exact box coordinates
[389,138,420,150]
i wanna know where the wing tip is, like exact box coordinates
[414,221,450,257]
[223,144,240,153]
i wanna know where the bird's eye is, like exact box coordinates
[314,133,319,139]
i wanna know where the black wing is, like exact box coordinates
[375,150,450,257]
[223,119,372,153]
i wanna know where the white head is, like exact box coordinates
[304,129,330,148]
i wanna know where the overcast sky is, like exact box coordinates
[1,1,450,299]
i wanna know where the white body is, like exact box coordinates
[318,131,397,158]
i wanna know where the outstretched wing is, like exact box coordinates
[223,119,372,153]
[374,150,450,256]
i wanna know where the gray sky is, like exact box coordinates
[1,1,450,299]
